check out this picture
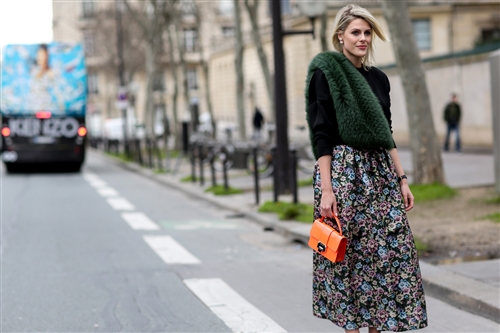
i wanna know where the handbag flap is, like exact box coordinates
[310,220,344,252]
[326,230,345,252]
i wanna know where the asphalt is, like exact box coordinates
[89,148,500,324]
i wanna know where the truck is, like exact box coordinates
[1,42,87,172]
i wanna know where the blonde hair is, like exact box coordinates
[331,4,389,67]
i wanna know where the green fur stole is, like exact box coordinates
[305,51,394,159]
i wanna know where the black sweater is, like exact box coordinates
[307,66,395,158]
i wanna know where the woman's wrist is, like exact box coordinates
[321,187,334,193]
[397,174,408,183]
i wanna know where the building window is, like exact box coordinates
[187,68,198,90]
[181,0,195,16]
[281,0,291,14]
[221,26,235,38]
[412,19,431,50]
[82,1,95,19]
[218,0,234,16]
[153,73,165,92]
[480,28,500,46]
[88,73,98,95]
[83,31,96,56]
[183,29,198,52]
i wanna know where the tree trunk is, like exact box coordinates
[320,12,329,52]
[243,0,274,121]
[234,0,246,140]
[144,40,156,137]
[166,24,180,149]
[194,4,215,138]
[174,24,194,133]
[381,0,445,184]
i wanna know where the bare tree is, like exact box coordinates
[174,22,194,131]
[193,3,215,137]
[123,0,167,136]
[319,12,329,52]
[381,0,444,184]
[243,0,274,121]
[234,0,246,140]
[93,8,145,84]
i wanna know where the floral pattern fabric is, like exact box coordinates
[312,145,428,332]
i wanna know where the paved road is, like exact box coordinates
[1,154,498,332]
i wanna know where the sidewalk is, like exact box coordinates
[91,148,499,324]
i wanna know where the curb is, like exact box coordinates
[91,150,500,324]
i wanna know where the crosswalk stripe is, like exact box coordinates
[106,197,135,211]
[121,212,159,230]
[144,235,201,264]
[184,278,287,333]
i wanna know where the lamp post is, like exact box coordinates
[270,0,326,197]
[115,0,129,157]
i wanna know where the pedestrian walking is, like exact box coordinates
[305,4,428,332]
[252,107,265,141]
[443,93,462,152]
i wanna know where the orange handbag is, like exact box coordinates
[308,215,347,262]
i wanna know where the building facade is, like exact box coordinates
[52,0,500,147]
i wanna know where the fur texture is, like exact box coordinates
[305,52,394,159]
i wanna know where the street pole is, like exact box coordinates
[490,50,500,193]
[115,0,129,157]
[270,0,291,195]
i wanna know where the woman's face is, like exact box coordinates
[338,18,372,65]
[37,48,49,69]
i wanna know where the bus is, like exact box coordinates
[1,42,87,172]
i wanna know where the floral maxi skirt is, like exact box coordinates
[312,146,428,332]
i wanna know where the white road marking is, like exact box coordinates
[82,173,99,181]
[173,220,238,230]
[96,186,120,197]
[88,179,108,188]
[107,197,135,211]
[184,278,287,333]
[143,235,201,264]
[121,212,159,230]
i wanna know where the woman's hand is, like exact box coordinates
[320,189,338,217]
[400,181,414,211]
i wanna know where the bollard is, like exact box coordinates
[222,152,229,191]
[290,148,298,204]
[198,144,204,186]
[253,146,260,205]
[190,145,196,183]
[147,138,153,168]
[210,145,217,187]
[136,139,143,166]
[271,147,278,202]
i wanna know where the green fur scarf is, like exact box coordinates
[305,51,395,159]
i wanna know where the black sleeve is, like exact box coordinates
[307,69,337,158]
[384,74,397,149]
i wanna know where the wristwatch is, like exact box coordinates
[397,174,408,183]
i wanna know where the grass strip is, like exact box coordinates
[205,185,243,195]
[414,237,431,255]
[259,201,314,223]
[297,178,313,187]
[482,212,500,223]
[180,175,197,182]
[487,196,500,205]
[409,183,457,202]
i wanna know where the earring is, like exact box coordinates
[339,40,343,44]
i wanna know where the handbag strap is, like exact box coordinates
[319,215,343,236]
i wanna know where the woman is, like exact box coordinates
[305,4,428,332]
[29,44,56,111]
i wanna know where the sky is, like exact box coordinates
[0,0,53,50]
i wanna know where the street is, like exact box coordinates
[1,153,499,332]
